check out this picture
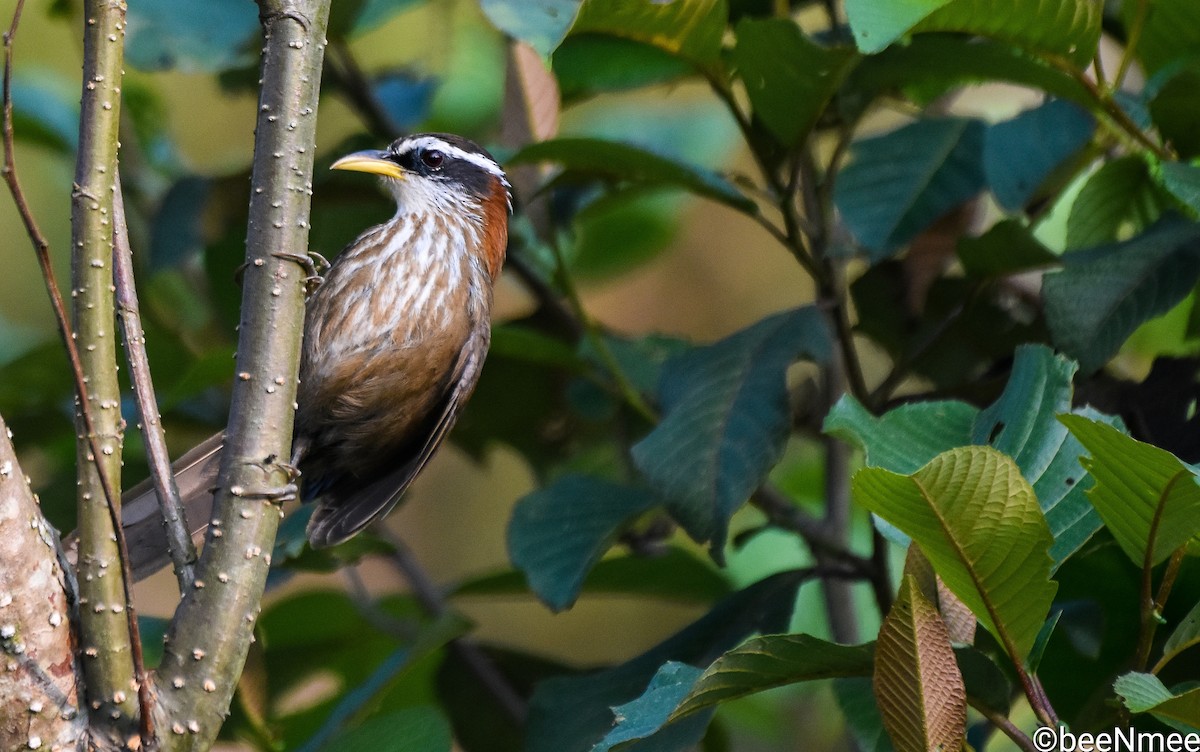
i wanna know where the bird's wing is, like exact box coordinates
[306,324,489,548]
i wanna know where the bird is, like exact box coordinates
[118,133,510,577]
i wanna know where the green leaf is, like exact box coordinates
[508,475,659,611]
[853,447,1058,663]
[1149,67,1200,160]
[591,662,706,752]
[347,0,427,36]
[825,396,977,476]
[955,647,1011,716]
[957,219,1057,278]
[1043,217,1200,373]
[835,118,985,260]
[480,0,583,57]
[1161,598,1200,672]
[454,547,730,603]
[510,138,755,212]
[873,576,966,752]
[1059,415,1200,567]
[1114,673,1200,730]
[553,35,693,101]
[525,570,809,752]
[731,19,857,146]
[670,634,875,720]
[834,678,896,752]
[915,0,1101,66]
[1123,0,1200,76]
[321,707,452,752]
[984,100,1094,212]
[568,0,728,67]
[10,72,79,152]
[570,188,684,279]
[1159,162,1200,218]
[126,0,258,73]
[1066,157,1169,250]
[632,308,831,556]
[843,0,954,53]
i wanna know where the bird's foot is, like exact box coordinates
[229,481,299,504]
[272,250,330,295]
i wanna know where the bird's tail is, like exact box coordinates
[65,432,224,582]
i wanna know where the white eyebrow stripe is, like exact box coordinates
[395,136,510,187]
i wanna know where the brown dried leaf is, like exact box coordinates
[875,575,967,752]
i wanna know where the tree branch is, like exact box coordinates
[154,2,331,747]
[113,173,198,594]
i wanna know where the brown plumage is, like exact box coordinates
[119,133,509,576]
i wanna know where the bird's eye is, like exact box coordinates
[420,150,445,170]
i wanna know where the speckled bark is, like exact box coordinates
[152,2,331,749]
[70,0,135,744]
[0,418,86,751]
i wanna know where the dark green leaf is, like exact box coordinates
[1044,217,1200,373]
[480,0,583,57]
[1149,67,1200,160]
[1159,162,1200,219]
[570,188,683,279]
[825,395,977,475]
[568,0,728,67]
[835,118,985,260]
[508,475,659,611]
[10,73,78,152]
[319,707,451,752]
[916,0,1101,65]
[510,138,754,212]
[592,662,706,752]
[834,678,896,752]
[1114,672,1200,730]
[1066,156,1169,250]
[671,634,875,720]
[372,73,437,132]
[1162,598,1200,671]
[843,0,954,53]
[149,178,211,270]
[632,308,831,556]
[984,100,1094,211]
[553,35,693,102]
[525,570,809,752]
[126,0,258,73]
[454,547,730,603]
[957,219,1056,278]
[955,646,1011,716]
[731,19,857,146]
[1123,0,1200,76]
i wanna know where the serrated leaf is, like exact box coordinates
[1161,599,1200,671]
[853,447,1058,663]
[1044,218,1200,373]
[1159,162,1200,219]
[1059,415,1200,567]
[126,0,258,73]
[568,0,728,67]
[632,308,831,556]
[1115,673,1200,730]
[984,100,1094,212]
[957,219,1056,278]
[915,0,1101,66]
[1066,157,1169,249]
[874,576,966,752]
[825,396,978,475]
[732,19,858,146]
[454,547,730,603]
[843,0,954,53]
[591,662,705,752]
[510,137,754,212]
[1123,0,1200,76]
[526,570,809,752]
[321,707,452,752]
[835,118,986,260]
[669,634,875,721]
[481,0,583,58]
[508,475,659,611]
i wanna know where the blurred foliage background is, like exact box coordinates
[7,0,1200,750]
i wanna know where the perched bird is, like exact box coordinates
[120,133,510,576]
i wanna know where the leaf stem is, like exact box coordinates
[1113,0,1148,93]
[969,697,1039,752]
[1134,471,1188,671]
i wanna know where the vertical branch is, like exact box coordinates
[154,1,331,748]
[71,0,141,742]
[112,174,198,593]
[0,416,87,752]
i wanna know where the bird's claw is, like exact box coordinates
[272,250,330,295]
[229,481,299,504]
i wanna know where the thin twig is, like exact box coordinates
[4,0,152,741]
[1113,0,1148,92]
[970,698,1039,752]
[112,173,197,593]
[382,530,529,724]
[1134,472,1188,671]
